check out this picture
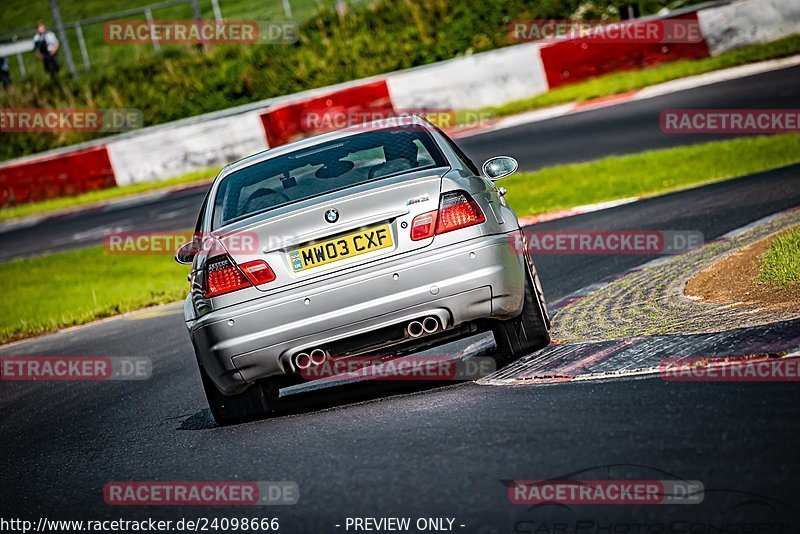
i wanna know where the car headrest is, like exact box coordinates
[368,158,415,179]
[315,160,355,179]
[241,187,289,215]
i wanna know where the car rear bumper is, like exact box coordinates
[189,232,526,394]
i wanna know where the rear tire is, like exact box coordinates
[198,364,275,426]
[491,260,551,364]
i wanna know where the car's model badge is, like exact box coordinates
[324,208,339,223]
[406,194,430,206]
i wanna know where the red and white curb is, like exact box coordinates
[480,208,800,386]
[517,197,641,226]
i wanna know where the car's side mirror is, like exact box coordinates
[174,241,199,265]
[482,156,518,181]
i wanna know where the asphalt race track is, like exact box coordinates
[2,162,800,528]
[457,64,800,170]
[2,65,800,530]
[1,64,799,261]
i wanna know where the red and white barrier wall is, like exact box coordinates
[387,42,549,111]
[698,0,800,55]
[260,80,396,147]
[1,0,798,208]
[106,108,269,187]
[539,11,710,89]
[0,147,115,207]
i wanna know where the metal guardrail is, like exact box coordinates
[0,40,34,77]
[0,41,33,56]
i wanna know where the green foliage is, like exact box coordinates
[0,246,190,344]
[759,226,800,288]
[0,0,701,161]
[503,134,800,216]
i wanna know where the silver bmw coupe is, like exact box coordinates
[176,116,550,424]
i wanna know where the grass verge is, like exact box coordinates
[2,134,799,345]
[0,246,189,345]
[481,34,800,119]
[759,226,800,288]
[0,167,217,223]
[503,134,800,216]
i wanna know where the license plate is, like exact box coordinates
[289,224,394,272]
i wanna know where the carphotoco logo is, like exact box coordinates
[104,20,298,45]
[0,356,151,381]
[104,481,299,505]
[0,108,143,132]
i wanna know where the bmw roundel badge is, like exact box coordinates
[324,208,339,223]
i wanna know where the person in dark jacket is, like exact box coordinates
[0,56,11,90]
[33,21,60,81]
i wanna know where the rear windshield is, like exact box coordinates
[212,126,447,229]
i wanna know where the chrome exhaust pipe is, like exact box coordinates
[407,320,424,338]
[422,316,439,334]
[309,348,327,366]
[294,352,311,370]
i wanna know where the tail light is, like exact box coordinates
[203,256,275,298]
[241,260,276,285]
[410,211,437,241]
[410,191,485,241]
[437,191,486,234]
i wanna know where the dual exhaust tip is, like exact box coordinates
[407,316,440,338]
[292,316,442,370]
[293,348,327,370]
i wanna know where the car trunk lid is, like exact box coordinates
[216,167,446,292]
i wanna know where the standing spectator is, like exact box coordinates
[0,56,11,90]
[33,21,60,81]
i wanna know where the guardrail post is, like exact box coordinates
[49,0,78,78]
[15,52,26,77]
[144,8,160,51]
[211,0,223,22]
[189,0,206,51]
[75,23,90,69]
